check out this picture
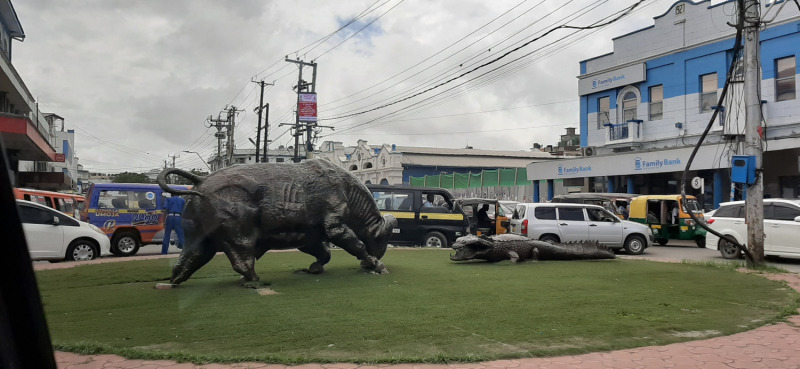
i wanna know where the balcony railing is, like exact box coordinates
[604,120,642,146]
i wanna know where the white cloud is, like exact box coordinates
[13,0,676,172]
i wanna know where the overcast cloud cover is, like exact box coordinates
[12,0,727,172]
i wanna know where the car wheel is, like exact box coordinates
[422,232,447,248]
[656,239,668,246]
[539,235,559,244]
[624,235,646,255]
[66,240,99,261]
[112,232,140,257]
[695,237,706,248]
[719,238,740,259]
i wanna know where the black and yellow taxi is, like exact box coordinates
[366,184,469,248]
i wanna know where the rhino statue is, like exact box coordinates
[449,234,615,263]
[157,159,397,286]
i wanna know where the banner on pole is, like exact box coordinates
[299,93,317,122]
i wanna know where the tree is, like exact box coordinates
[113,172,150,183]
[173,169,208,185]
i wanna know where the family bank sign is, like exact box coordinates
[578,63,645,96]
[526,145,730,181]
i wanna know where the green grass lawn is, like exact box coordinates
[37,249,800,364]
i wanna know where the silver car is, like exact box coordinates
[509,203,654,254]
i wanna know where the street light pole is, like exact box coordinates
[183,150,212,171]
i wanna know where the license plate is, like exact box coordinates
[392,228,400,234]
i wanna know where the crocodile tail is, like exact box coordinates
[558,240,616,259]
[157,168,205,197]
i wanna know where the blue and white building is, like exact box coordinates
[527,0,800,209]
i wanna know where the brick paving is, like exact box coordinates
[47,254,800,369]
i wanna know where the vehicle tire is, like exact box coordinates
[111,231,140,257]
[656,238,668,246]
[66,240,99,261]
[422,232,447,248]
[624,235,646,255]
[719,238,740,259]
[539,235,560,244]
[695,237,706,248]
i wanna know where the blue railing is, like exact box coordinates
[605,121,641,141]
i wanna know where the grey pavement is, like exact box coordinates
[637,240,800,273]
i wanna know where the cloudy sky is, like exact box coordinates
[13,0,720,172]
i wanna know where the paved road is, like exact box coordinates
[638,240,800,273]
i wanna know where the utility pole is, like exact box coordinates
[252,79,274,163]
[225,106,238,167]
[263,103,271,162]
[167,154,179,184]
[208,113,228,171]
[743,0,764,264]
[286,57,317,163]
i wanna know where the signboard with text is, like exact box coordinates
[298,93,317,122]
[54,153,66,162]
[578,63,645,95]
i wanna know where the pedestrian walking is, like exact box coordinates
[161,193,186,254]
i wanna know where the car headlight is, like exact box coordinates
[88,224,105,235]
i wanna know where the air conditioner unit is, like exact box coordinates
[582,146,597,157]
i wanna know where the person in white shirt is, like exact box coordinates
[672,204,679,224]
[423,194,435,207]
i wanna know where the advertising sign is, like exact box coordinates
[526,144,732,181]
[578,63,646,95]
[54,153,66,162]
[298,93,317,122]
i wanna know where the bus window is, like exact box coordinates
[23,194,31,201]
[44,196,53,209]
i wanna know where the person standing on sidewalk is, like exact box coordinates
[161,193,186,254]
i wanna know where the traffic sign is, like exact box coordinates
[691,177,703,190]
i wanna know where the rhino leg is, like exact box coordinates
[298,242,331,274]
[171,236,218,285]
[324,217,385,273]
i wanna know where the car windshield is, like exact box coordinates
[684,198,702,213]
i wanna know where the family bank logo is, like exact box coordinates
[557,164,592,176]
[592,74,626,90]
[634,157,682,171]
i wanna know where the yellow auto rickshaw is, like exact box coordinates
[459,198,510,236]
[628,195,706,247]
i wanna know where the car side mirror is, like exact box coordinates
[795,216,800,223]
[52,216,60,225]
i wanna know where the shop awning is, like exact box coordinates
[0,114,56,161]
[526,144,732,181]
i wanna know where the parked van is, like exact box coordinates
[366,184,469,248]
[509,203,653,254]
[13,188,85,218]
[80,183,191,256]
[550,193,638,219]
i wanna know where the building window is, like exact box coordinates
[700,73,718,113]
[597,97,610,129]
[649,85,663,120]
[776,56,796,102]
[622,91,637,122]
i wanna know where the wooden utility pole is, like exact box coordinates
[743,0,764,265]
[285,58,316,163]
[252,79,274,163]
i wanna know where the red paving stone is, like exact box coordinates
[46,255,800,369]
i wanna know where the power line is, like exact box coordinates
[319,0,645,122]
[313,0,405,60]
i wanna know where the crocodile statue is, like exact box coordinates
[449,234,615,263]
[157,159,397,286]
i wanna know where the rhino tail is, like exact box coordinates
[157,168,206,197]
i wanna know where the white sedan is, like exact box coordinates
[17,199,111,261]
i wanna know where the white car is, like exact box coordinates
[706,199,800,259]
[17,199,111,261]
[509,202,654,254]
